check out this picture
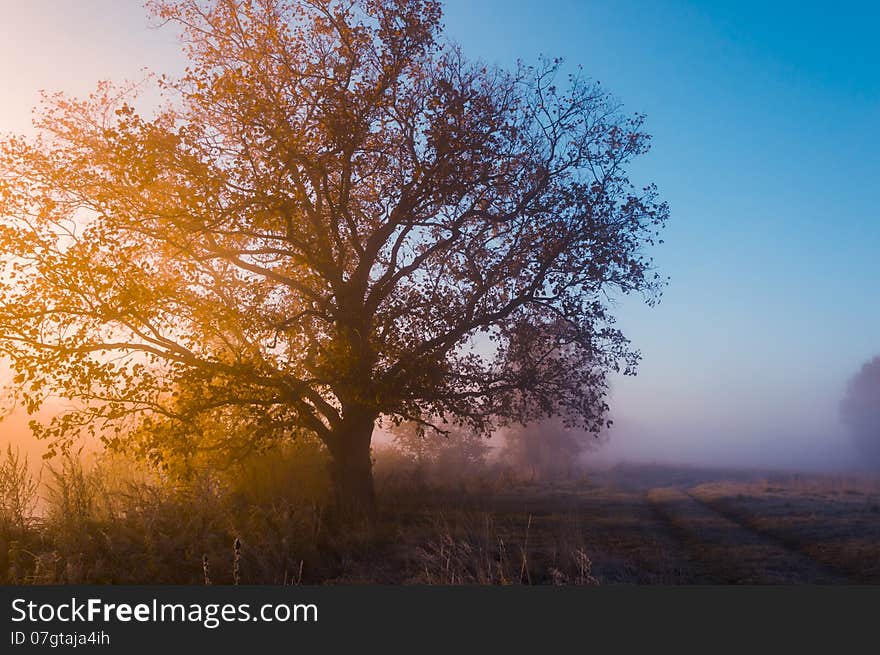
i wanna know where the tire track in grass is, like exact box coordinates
[687,492,856,584]
[647,487,847,584]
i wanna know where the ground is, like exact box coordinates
[332,463,880,584]
[6,460,880,584]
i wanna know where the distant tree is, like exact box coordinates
[841,356,880,468]
[0,0,667,516]
[386,420,489,483]
[498,416,603,480]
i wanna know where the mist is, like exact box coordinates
[1,353,870,478]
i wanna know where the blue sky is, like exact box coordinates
[439,0,879,468]
[1,1,877,468]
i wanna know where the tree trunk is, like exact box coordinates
[327,411,377,520]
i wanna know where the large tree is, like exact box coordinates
[0,0,667,514]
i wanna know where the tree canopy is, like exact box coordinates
[0,0,667,513]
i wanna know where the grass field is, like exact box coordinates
[4,457,880,584]
[352,463,880,584]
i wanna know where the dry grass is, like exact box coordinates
[690,473,880,582]
[3,450,879,585]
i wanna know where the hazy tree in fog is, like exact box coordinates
[841,356,880,468]
[384,420,489,484]
[0,0,667,516]
[499,416,604,480]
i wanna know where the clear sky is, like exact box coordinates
[1,1,877,469]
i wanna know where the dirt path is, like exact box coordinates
[646,487,848,584]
